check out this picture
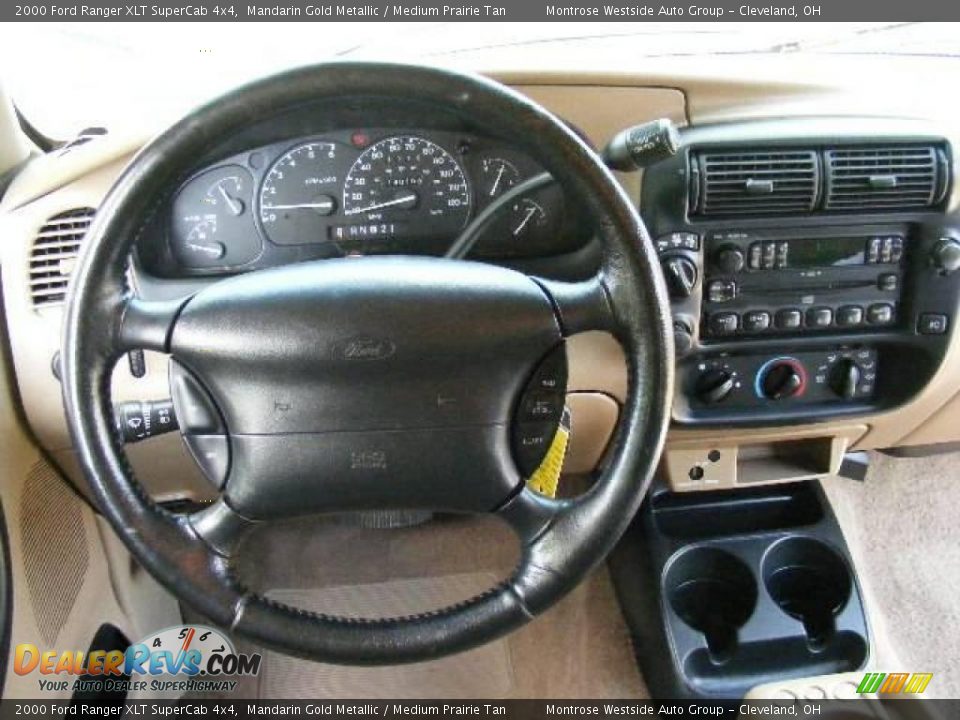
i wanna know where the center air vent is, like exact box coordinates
[824,145,949,211]
[29,208,95,307]
[692,150,819,216]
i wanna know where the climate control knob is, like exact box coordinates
[695,368,736,404]
[829,358,862,400]
[757,358,807,400]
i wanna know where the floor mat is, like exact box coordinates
[261,574,513,698]
[822,451,960,698]
[227,515,647,699]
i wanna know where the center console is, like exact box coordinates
[642,119,960,429]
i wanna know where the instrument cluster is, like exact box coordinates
[150,129,591,277]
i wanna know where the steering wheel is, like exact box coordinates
[61,63,673,665]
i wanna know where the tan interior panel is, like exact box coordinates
[564,391,620,475]
[664,424,868,493]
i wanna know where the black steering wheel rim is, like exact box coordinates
[61,62,674,665]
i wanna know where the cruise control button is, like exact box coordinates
[836,305,864,327]
[709,312,739,335]
[519,391,563,422]
[742,310,771,332]
[512,422,555,476]
[918,313,948,335]
[806,307,833,328]
[775,309,803,330]
[528,344,567,392]
[867,303,894,325]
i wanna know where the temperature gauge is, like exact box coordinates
[509,198,548,239]
[171,165,259,270]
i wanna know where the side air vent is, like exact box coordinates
[692,150,819,216]
[29,208,95,307]
[824,145,949,211]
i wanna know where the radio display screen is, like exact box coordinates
[789,237,866,268]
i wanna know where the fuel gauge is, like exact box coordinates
[171,165,260,270]
[479,157,521,199]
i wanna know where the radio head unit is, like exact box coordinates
[702,227,907,338]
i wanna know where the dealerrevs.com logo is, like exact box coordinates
[14,625,261,694]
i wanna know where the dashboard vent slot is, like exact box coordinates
[693,150,819,216]
[29,208,95,307]
[824,145,948,211]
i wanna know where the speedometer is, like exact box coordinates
[342,136,470,238]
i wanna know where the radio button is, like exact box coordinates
[890,237,904,263]
[762,242,777,269]
[880,237,895,264]
[867,303,895,325]
[806,307,834,328]
[707,279,737,303]
[709,312,739,336]
[748,243,763,270]
[743,310,772,332]
[878,273,899,292]
[836,305,864,327]
[867,237,882,264]
[775,309,803,330]
[776,241,789,268]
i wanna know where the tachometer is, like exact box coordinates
[342,136,470,238]
[259,141,346,245]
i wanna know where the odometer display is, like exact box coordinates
[343,136,470,237]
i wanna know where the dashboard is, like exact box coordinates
[137,128,593,278]
[5,66,960,506]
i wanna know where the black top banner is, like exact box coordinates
[7,0,960,22]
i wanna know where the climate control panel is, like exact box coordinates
[685,347,878,412]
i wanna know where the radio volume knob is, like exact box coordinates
[932,237,960,275]
[714,245,745,274]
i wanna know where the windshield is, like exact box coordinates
[2,21,958,139]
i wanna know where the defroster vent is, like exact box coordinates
[691,150,819,216]
[29,208,95,307]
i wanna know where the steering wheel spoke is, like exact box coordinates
[536,274,615,336]
[495,486,566,545]
[188,499,259,558]
[119,296,187,353]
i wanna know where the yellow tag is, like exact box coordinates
[527,407,571,498]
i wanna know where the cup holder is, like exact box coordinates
[665,547,757,664]
[762,537,852,651]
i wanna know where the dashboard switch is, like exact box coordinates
[918,313,948,335]
[829,359,862,400]
[758,358,807,400]
[116,400,178,443]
